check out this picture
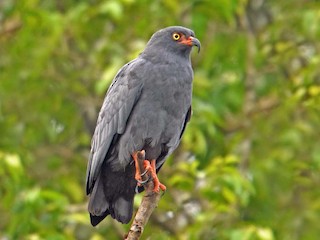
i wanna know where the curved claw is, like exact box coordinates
[137,176,150,184]
[135,175,150,193]
[135,184,143,193]
[132,151,166,193]
[140,168,149,177]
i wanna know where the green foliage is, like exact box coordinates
[1,0,320,239]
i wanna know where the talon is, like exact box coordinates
[150,159,166,193]
[137,176,150,184]
[132,151,166,193]
[135,184,144,194]
[132,151,151,184]
[140,168,148,177]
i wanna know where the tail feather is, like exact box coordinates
[110,197,133,224]
[88,172,135,225]
[89,196,134,225]
[90,212,109,226]
[88,175,109,216]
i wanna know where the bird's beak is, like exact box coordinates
[190,36,201,53]
[180,36,201,53]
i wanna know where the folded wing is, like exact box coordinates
[86,60,143,194]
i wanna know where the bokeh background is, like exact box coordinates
[1,0,320,239]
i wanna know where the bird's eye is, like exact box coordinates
[172,33,181,41]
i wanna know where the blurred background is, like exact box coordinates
[1,0,320,239]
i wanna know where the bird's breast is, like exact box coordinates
[116,62,193,165]
[132,64,192,141]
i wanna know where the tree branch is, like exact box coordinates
[125,150,162,240]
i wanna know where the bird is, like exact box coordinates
[86,26,200,226]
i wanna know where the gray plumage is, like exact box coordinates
[86,26,200,226]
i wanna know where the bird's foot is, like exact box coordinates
[132,151,151,185]
[149,159,166,193]
[132,151,166,192]
[140,159,166,192]
[137,160,152,184]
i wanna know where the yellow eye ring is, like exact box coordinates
[172,33,180,41]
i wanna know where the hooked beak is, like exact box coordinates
[190,36,201,53]
[180,36,201,53]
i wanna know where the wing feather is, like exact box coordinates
[86,60,143,194]
[179,106,192,139]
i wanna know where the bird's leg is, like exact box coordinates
[150,159,166,192]
[132,151,166,192]
[132,151,150,185]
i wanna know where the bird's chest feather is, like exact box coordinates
[133,63,193,140]
[146,63,192,105]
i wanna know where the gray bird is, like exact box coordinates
[86,26,200,226]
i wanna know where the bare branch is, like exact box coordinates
[125,151,162,240]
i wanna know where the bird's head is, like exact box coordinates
[143,26,201,59]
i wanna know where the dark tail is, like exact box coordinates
[90,212,109,226]
[88,167,136,225]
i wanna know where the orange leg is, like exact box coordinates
[132,151,166,192]
[132,151,150,185]
[150,159,166,192]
